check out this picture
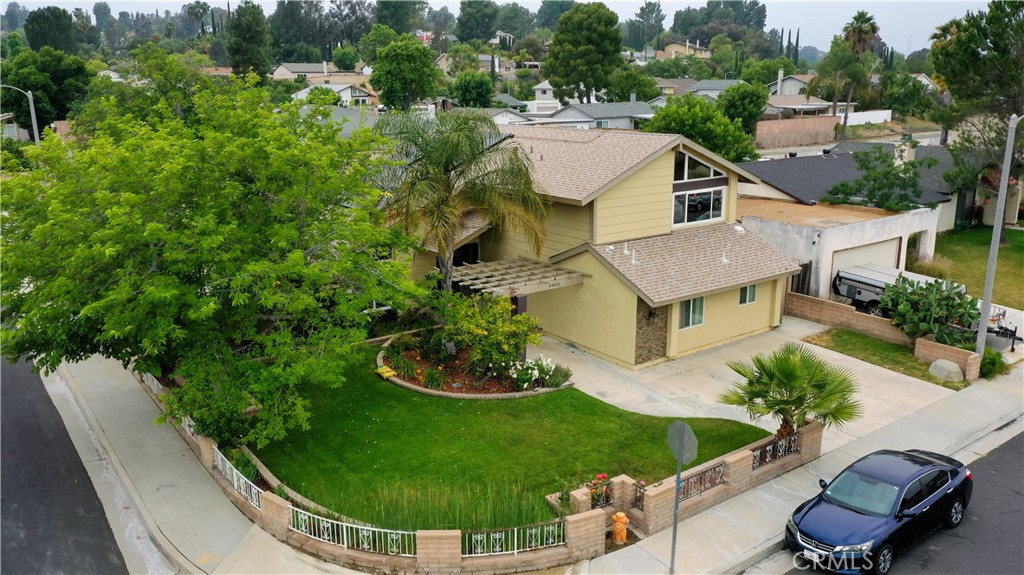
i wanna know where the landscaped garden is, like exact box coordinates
[909,227,1023,310]
[253,344,770,531]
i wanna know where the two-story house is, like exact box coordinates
[408,126,799,367]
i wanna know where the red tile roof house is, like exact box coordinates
[407,126,799,367]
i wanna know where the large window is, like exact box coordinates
[739,284,757,305]
[596,120,609,128]
[679,297,704,329]
[673,189,723,225]
[674,152,723,182]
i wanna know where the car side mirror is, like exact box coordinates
[898,509,917,520]
[819,479,828,489]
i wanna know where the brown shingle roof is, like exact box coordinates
[499,125,681,205]
[555,222,799,305]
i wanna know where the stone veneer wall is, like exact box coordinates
[635,297,669,364]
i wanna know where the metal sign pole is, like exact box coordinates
[669,459,682,575]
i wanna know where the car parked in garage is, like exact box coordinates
[785,449,973,575]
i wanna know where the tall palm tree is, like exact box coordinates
[808,39,868,137]
[843,10,880,57]
[719,342,863,438]
[374,110,549,291]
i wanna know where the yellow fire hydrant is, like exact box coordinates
[612,512,629,545]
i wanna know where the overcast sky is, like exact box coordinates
[4,0,990,54]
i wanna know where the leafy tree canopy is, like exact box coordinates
[741,56,795,88]
[495,2,535,41]
[332,45,360,71]
[605,67,660,103]
[546,2,622,104]
[455,0,499,43]
[358,23,398,66]
[375,0,426,34]
[641,54,712,80]
[1,62,419,448]
[24,6,75,53]
[452,71,494,108]
[535,0,574,31]
[882,74,937,119]
[0,46,93,132]
[371,35,443,111]
[227,0,271,78]
[823,144,939,211]
[716,82,768,135]
[304,85,342,106]
[644,93,757,162]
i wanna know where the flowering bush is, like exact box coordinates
[432,292,542,377]
[588,473,612,508]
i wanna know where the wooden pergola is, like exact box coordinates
[451,257,589,297]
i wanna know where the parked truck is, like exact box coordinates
[831,263,965,316]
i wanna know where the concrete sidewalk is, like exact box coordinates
[44,326,1022,575]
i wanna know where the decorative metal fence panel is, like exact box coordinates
[289,507,416,557]
[677,462,727,502]
[633,482,646,511]
[592,489,613,509]
[751,432,801,470]
[213,446,262,509]
[142,373,162,396]
[462,518,566,557]
[180,415,198,443]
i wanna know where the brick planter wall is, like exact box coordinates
[915,335,981,381]
[785,293,910,346]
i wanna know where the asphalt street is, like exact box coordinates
[783,431,1024,575]
[1,357,129,575]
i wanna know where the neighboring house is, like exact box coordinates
[765,94,834,117]
[98,69,124,81]
[414,30,434,45]
[688,79,746,100]
[481,107,532,125]
[408,126,799,367]
[494,93,527,111]
[291,84,376,107]
[272,62,340,80]
[487,30,515,47]
[655,77,697,97]
[911,73,940,92]
[544,101,654,129]
[434,53,451,76]
[766,74,815,96]
[735,143,959,299]
[663,41,712,60]
[528,80,598,114]
[298,104,377,137]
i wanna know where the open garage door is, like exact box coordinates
[831,238,901,278]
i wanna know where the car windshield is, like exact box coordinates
[824,470,901,517]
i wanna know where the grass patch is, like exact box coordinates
[923,227,1024,310]
[254,347,769,531]
[804,329,967,391]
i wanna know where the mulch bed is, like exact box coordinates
[384,348,525,395]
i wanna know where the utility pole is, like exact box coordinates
[1,84,41,146]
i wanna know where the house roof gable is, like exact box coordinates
[553,101,655,120]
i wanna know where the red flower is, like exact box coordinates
[597,473,608,480]
[591,479,598,485]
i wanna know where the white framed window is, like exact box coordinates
[739,284,757,305]
[674,152,723,182]
[596,120,609,128]
[540,89,547,95]
[837,107,847,114]
[679,297,704,329]
[354,97,367,105]
[672,188,724,226]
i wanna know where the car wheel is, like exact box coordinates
[866,302,885,317]
[946,496,965,528]
[872,543,894,575]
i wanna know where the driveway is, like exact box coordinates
[528,316,955,454]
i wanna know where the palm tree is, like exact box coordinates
[808,39,868,137]
[374,110,549,291]
[843,10,880,57]
[718,342,863,438]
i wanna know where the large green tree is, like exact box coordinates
[644,94,757,162]
[495,3,535,40]
[329,0,375,48]
[0,46,93,132]
[375,0,426,34]
[605,67,660,102]
[452,71,494,108]
[227,0,271,78]
[546,2,622,104]
[642,55,712,80]
[24,6,75,53]
[535,0,574,31]
[92,1,111,32]
[808,38,867,133]
[719,342,863,438]
[358,23,399,66]
[3,2,29,30]
[374,110,549,291]
[842,10,879,58]
[741,56,796,89]
[717,82,769,135]
[371,35,443,111]
[2,73,417,448]
[332,45,359,71]
[455,0,499,43]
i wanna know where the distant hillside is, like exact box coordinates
[799,46,826,65]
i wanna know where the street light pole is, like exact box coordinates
[975,113,1020,356]
[0,84,41,146]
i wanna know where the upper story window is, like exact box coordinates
[674,152,723,182]
[673,189,723,226]
[540,89,548,95]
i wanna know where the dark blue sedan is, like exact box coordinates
[785,449,973,575]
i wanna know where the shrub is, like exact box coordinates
[390,355,418,379]
[879,276,980,345]
[433,292,542,377]
[423,367,445,390]
[979,348,1009,379]
[390,333,418,352]
[384,344,405,362]
[546,364,572,387]
[231,450,259,482]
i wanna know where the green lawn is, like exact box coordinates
[804,329,967,391]
[254,347,769,531]
[929,227,1024,310]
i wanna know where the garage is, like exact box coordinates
[831,238,901,279]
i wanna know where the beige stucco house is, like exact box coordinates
[407,126,799,368]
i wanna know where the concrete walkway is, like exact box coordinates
[43,315,1022,575]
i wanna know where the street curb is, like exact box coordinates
[56,362,205,575]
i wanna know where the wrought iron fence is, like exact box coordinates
[751,432,800,470]
[633,482,646,511]
[179,415,198,443]
[461,518,566,557]
[677,462,727,502]
[289,506,416,557]
[213,446,262,509]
